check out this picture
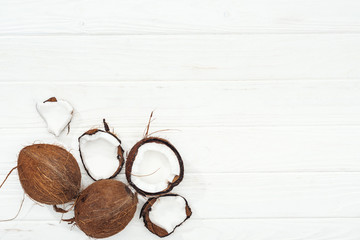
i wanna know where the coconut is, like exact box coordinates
[125,137,184,196]
[73,179,138,238]
[140,194,192,237]
[17,144,81,205]
[36,97,73,136]
[78,120,124,181]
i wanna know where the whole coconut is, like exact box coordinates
[17,144,81,205]
[74,179,138,238]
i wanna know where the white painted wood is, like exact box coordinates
[1,218,360,240]
[0,0,360,35]
[2,172,360,220]
[1,0,360,238]
[1,126,360,175]
[0,81,359,128]
[0,35,359,82]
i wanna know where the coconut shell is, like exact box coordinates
[17,144,81,205]
[125,137,184,196]
[74,179,138,239]
[44,97,57,103]
[140,194,192,237]
[79,128,124,181]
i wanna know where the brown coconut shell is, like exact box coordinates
[126,137,184,196]
[44,97,57,103]
[78,124,124,181]
[140,194,192,237]
[74,179,138,238]
[17,144,81,205]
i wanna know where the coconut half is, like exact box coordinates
[140,194,192,237]
[79,121,124,181]
[126,137,184,196]
[36,97,73,136]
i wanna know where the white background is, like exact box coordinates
[1,0,360,239]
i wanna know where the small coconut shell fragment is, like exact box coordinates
[79,124,124,181]
[17,144,81,205]
[126,137,184,196]
[36,97,73,136]
[140,194,192,237]
[74,179,138,239]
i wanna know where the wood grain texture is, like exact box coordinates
[0,81,359,128]
[2,172,360,220]
[0,0,360,35]
[1,218,360,240]
[0,35,359,82]
[0,81,359,175]
[1,0,360,238]
[1,126,360,175]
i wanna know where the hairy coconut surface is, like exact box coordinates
[17,144,81,205]
[126,137,184,196]
[79,128,124,181]
[36,97,73,136]
[74,179,138,239]
[140,194,192,237]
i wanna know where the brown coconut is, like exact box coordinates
[74,179,138,238]
[17,144,81,205]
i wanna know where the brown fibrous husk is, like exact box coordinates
[140,194,192,237]
[125,137,184,196]
[74,179,138,239]
[17,144,81,205]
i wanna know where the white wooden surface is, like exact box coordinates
[0,0,360,239]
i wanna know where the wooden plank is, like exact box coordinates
[0,81,359,129]
[0,35,359,81]
[1,125,360,175]
[2,173,360,219]
[179,173,360,218]
[1,218,360,240]
[0,0,360,34]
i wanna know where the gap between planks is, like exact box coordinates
[1,79,360,84]
[2,32,360,37]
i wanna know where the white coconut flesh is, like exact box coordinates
[79,131,121,180]
[131,142,180,193]
[149,196,187,233]
[36,99,73,136]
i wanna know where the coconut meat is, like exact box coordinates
[148,196,187,234]
[36,99,73,136]
[79,131,121,180]
[131,142,180,193]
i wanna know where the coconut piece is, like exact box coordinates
[79,120,124,181]
[17,144,81,205]
[140,194,192,237]
[126,137,184,196]
[36,97,73,137]
[74,179,138,238]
